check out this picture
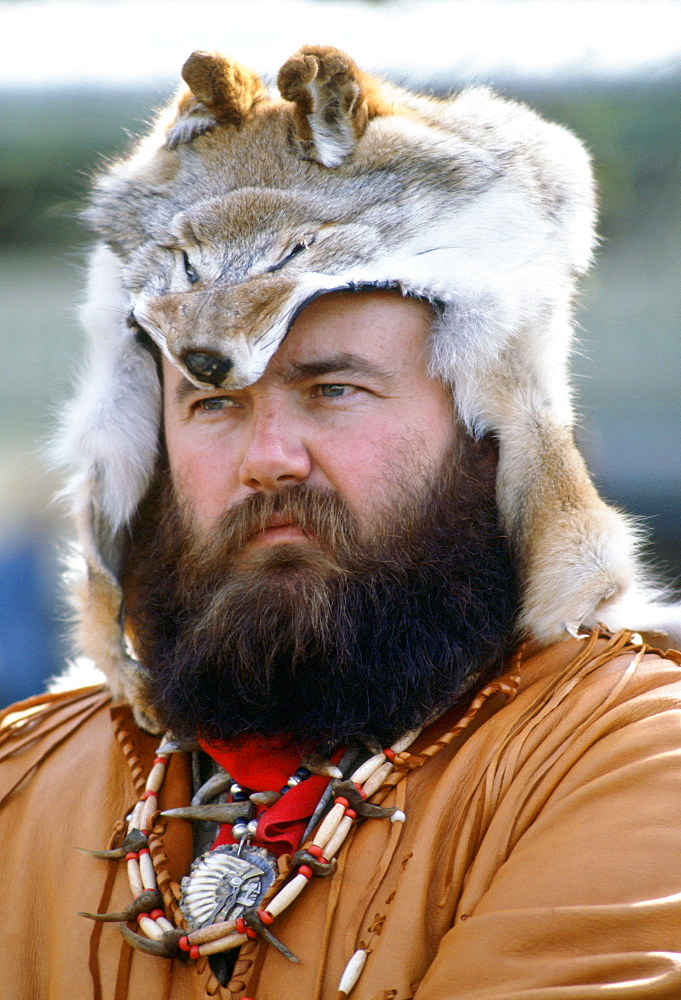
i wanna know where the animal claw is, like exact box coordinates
[158,736,199,754]
[162,802,254,824]
[118,923,185,958]
[75,828,148,860]
[191,769,233,806]
[291,848,337,876]
[79,889,164,922]
[331,779,396,819]
[242,908,299,963]
[249,790,281,807]
[300,751,342,779]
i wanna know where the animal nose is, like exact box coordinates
[182,350,233,386]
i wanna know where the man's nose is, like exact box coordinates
[238,408,312,491]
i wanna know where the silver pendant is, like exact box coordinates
[180,844,278,929]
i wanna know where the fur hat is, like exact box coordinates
[54,46,679,729]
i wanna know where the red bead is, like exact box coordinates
[140,828,149,837]
[138,847,150,856]
[125,852,138,862]
[150,909,165,920]
[136,912,150,922]
[307,844,324,859]
[257,908,274,925]
[246,927,257,939]
[178,936,190,952]
[334,796,349,808]
[235,917,246,935]
[153,756,168,766]
[383,747,395,761]
[189,945,200,961]
[353,782,367,800]
[142,790,157,801]
[298,864,313,880]
[344,808,357,820]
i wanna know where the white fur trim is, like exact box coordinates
[53,245,161,532]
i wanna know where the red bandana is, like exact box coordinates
[199,737,340,857]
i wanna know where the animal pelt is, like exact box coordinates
[53,46,680,726]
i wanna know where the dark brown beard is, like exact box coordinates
[124,441,519,752]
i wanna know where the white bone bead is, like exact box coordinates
[390,810,406,824]
[188,919,237,946]
[199,932,247,956]
[139,851,157,890]
[338,948,368,995]
[391,728,421,754]
[138,915,165,940]
[361,762,393,799]
[145,761,166,794]
[350,753,386,786]
[312,801,345,850]
[265,873,308,917]
[323,815,354,860]
[126,858,144,897]
[140,795,157,831]
[128,800,145,832]
[156,915,175,932]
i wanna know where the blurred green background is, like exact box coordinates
[1,0,679,704]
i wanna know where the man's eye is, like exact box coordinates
[319,384,347,397]
[198,397,232,411]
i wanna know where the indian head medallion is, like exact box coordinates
[180,844,278,929]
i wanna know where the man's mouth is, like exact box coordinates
[245,514,310,549]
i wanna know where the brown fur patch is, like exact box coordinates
[278,45,398,159]
[181,50,267,127]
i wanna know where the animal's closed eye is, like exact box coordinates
[182,250,200,284]
[266,233,316,274]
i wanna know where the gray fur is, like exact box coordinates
[52,46,680,723]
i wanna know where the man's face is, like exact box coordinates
[162,289,456,545]
[131,288,516,750]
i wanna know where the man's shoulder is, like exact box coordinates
[0,682,110,727]
[520,630,681,693]
[0,682,112,738]
[0,683,113,805]
[511,630,681,744]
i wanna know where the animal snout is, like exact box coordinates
[182,349,233,386]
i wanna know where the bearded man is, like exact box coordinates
[1,45,680,1000]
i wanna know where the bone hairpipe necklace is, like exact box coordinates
[79,731,414,993]
[78,665,520,996]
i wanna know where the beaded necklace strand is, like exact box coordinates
[82,662,521,996]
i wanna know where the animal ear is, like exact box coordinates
[278,45,389,167]
[166,50,267,148]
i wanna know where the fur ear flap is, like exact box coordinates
[166,50,267,148]
[278,45,390,167]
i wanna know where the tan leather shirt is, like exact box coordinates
[2,631,681,1000]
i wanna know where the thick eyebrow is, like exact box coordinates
[173,375,207,405]
[275,352,396,385]
[171,351,396,405]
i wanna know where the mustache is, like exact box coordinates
[174,484,361,587]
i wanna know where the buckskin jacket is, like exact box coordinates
[2,629,681,1000]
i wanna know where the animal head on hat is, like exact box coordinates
[54,46,678,729]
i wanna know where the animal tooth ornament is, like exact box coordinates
[54,45,679,728]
